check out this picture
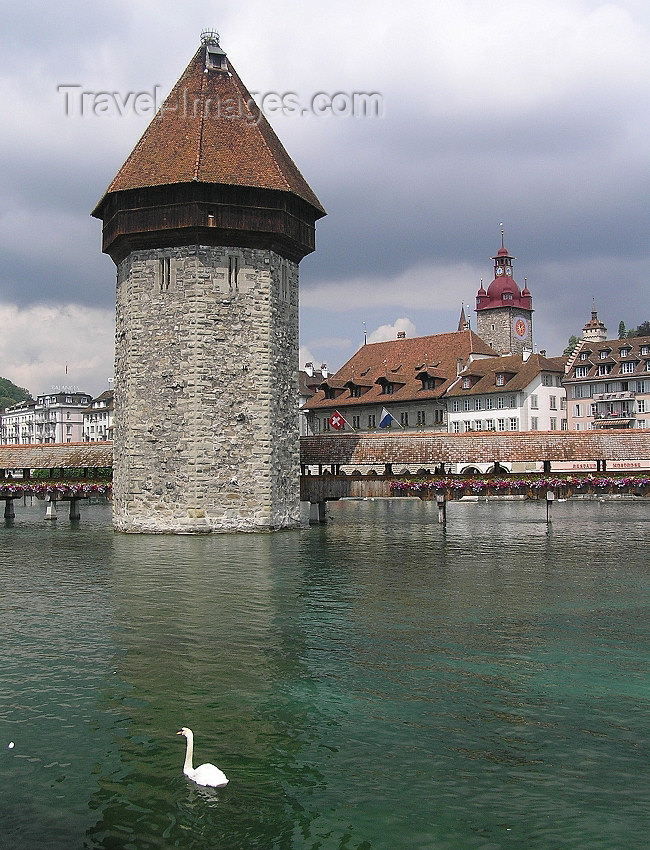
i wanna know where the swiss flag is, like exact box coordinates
[328,411,346,430]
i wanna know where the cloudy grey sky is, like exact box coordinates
[1,0,648,396]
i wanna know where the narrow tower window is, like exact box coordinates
[228,255,240,289]
[159,257,170,291]
[281,264,289,301]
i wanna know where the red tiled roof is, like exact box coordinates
[446,353,566,396]
[95,44,325,215]
[565,335,650,381]
[304,330,497,409]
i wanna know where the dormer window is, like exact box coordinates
[620,347,631,358]
[202,31,228,71]
[496,374,505,386]
[502,293,513,301]
[599,349,610,359]
[462,377,471,389]
[641,345,649,356]
[324,387,335,400]
[383,382,394,395]
[349,386,361,398]
[421,377,437,390]
[580,352,589,360]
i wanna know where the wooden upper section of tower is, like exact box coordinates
[92,33,325,263]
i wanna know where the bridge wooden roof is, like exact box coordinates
[300,431,650,465]
[0,443,113,470]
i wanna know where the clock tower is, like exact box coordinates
[475,233,533,355]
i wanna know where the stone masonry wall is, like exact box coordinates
[113,245,300,532]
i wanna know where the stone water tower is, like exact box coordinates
[92,32,325,533]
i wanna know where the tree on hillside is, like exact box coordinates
[0,376,32,411]
[618,321,627,339]
[563,335,580,357]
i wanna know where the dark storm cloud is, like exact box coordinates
[1,0,649,395]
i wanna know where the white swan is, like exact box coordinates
[177,727,229,787]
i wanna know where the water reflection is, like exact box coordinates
[1,498,648,849]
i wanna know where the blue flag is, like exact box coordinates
[379,407,393,428]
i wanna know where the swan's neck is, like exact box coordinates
[183,732,194,774]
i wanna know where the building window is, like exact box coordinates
[598,364,612,375]
[638,399,646,413]
[474,419,482,431]
[485,418,494,430]
[561,397,567,409]
[452,400,460,412]
[497,397,505,409]
[561,419,568,430]
[463,421,472,432]
[550,417,557,430]
[621,361,635,373]
[638,419,647,428]
[637,381,646,393]
[485,397,493,410]
[228,255,240,289]
[590,404,597,417]
[531,417,538,430]
[575,366,589,377]
[542,375,552,386]
[574,404,583,417]
[475,398,483,411]
[417,410,426,425]
[549,395,557,409]
[400,412,409,427]
[531,394,538,409]
[368,414,376,428]
[322,417,330,432]
[509,418,518,431]
[509,396,516,408]
[453,421,460,433]
[497,418,506,431]
[463,399,471,411]
[352,415,360,429]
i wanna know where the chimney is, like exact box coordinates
[397,331,406,339]
[456,357,463,375]
[522,349,531,362]
[304,362,313,377]
[320,363,329,379]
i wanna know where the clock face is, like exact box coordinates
[495,267,504,276]
[513,316,529,340]
[505,267,513,276]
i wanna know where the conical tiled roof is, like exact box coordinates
[95,42,324,215]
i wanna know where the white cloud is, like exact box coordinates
[0,303,114,398]
[367,318,417,344]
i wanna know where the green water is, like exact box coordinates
[1,498,648,849]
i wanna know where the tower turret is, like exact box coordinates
[92,33,325,533]
[475,230,533,354]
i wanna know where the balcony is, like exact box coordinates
[592,391,635,402]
